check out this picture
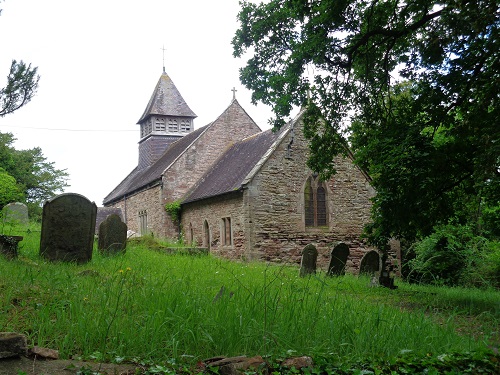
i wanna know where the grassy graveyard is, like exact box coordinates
[1,222,499,374]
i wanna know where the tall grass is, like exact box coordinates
[1,224,498,366]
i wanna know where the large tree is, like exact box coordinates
[0,132,68,212]
[233,0,499,246]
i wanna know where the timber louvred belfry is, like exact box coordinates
[137,69,197,169]
[103,70,394,273]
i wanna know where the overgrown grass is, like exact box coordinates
[1,223,499,372]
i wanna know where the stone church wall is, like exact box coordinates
[161,101,261,238]
[244,120,376,272]
[181,193,247,259]
[181,118,376,273]
[106,185,168,237]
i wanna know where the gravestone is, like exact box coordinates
[327,242,350,276]
[95,207,124,234]
[359,250,380,275]
[39,193,97,264]
[299,244,318,277]
[2,202,28,225]
[98,214,127,254]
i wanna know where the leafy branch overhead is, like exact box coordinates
[233,0,499,245]
[0,60,40,117]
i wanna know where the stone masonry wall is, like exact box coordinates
[181,193,247,259]
[106,185,168,238]
[244,120,376,273]
[181,118,377,274]
[161,101,261,238]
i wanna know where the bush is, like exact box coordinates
[407,224,499,288]
[476,241,500,288]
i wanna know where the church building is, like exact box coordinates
[103,70,381,272]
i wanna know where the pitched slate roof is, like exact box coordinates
[183,124,290,204]
[102,125,209,205]
[137,71,196,123]
[103,97,262,206]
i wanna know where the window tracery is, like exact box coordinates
[304,176,328,227]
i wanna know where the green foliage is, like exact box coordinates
[408,224,499,287]
[477,241,500,288]
[0,131,68,215]
[164,200,181,223]
[0,59,40,117]
[233,0,500,246]
[0,167,23,208]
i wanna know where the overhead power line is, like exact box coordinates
[0,124,136,132]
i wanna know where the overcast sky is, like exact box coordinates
[0,0,282,206]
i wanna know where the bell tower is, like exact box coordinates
[137,69,197,169]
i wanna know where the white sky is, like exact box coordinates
[0,0,281,206]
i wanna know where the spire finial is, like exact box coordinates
[161,45,167,73]
[231,87,237,100]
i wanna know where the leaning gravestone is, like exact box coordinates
[299,244,318,277]
[327,242,350,276]
[39,193,97,264]
[359,250,380,275]
[2,202,29,225]
[98,214,127,254]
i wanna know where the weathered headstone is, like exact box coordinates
[299,244,318,277]
[39,193,97,264]
[327,242,350,276]
[95,207,124,234]
[2,202,28,225]
[359,250,380,275]
[98,214,127,254]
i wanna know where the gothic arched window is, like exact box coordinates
[304,176,328,227]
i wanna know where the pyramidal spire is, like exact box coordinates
[137,71,197,124]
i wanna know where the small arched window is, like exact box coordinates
[203,220,210,250]
[188,222,194,244]
[304,176,328,227]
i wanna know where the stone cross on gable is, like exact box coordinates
[231,87,237,100]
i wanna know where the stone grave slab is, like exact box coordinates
[39,193,97,264]
[327,242,350,276]
[2,202,28,225]
[98,214,127,254]
[299,244,318,277]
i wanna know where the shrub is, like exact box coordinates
[164,200,181,224]
[475,241,500,288]
[407,224,497,287]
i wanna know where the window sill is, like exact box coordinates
[305,226,330,233]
